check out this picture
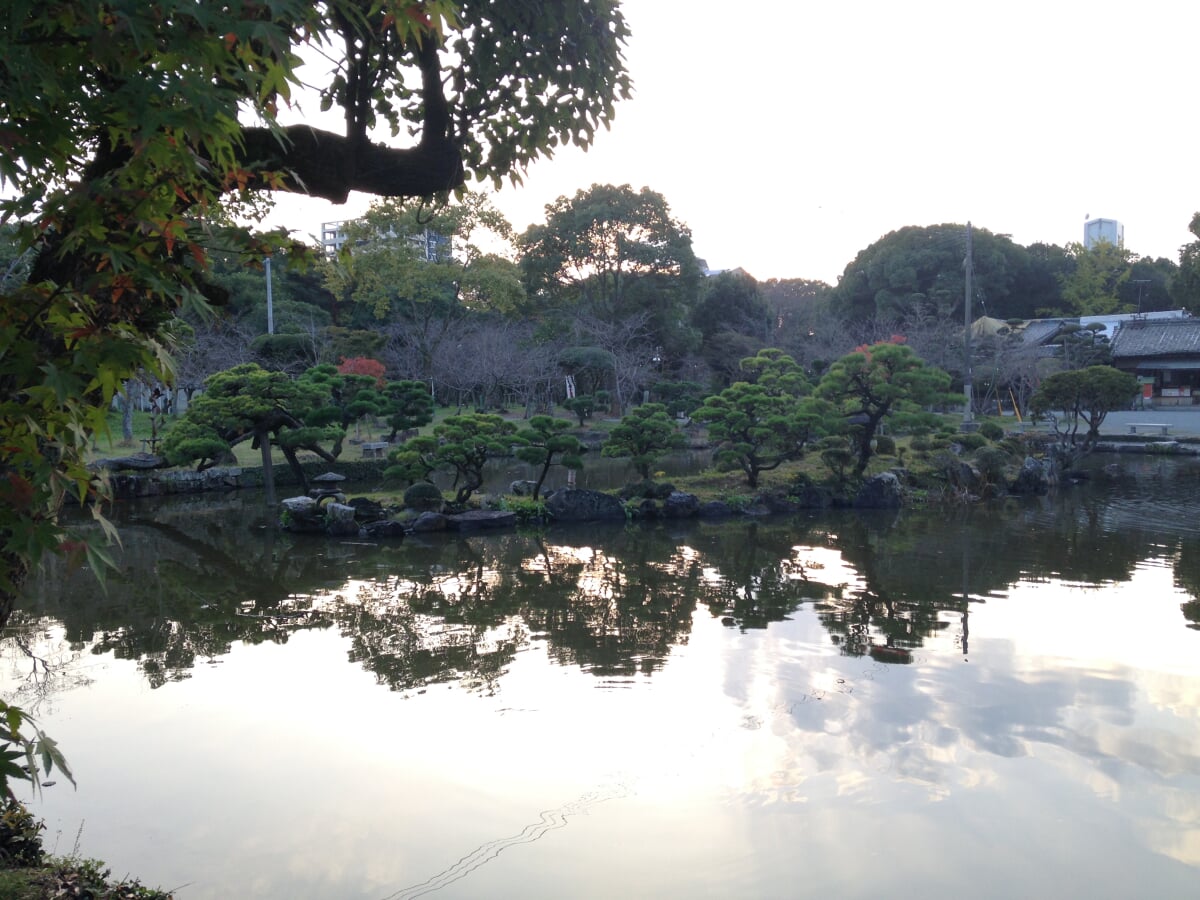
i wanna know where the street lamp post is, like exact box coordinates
[265,255,274,335]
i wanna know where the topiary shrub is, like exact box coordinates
[874,434,897,456]
[403,481,445,512]
[958,432,988,452]
[979,421,1004,442]
[973,445,1011,485]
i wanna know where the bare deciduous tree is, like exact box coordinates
[574,312,656,414]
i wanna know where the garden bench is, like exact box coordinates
[1128,423,1170,435]
[360,441,389,458]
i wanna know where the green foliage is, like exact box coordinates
[715,492,754,513]
[816,436,855,487]
[325,193,525,323]
[0,0,633,629]
[513,417,583,500]
[830,224,1055,322]
[692,270,769,339]
[0,703,73,804]
[162,363,342,503]
[164,364,332,465]
[323,327,387,363]
[249,333,316,367]
[1060,241,1133,316]
[874,434,897,456]
[692,271,770,376]
[382,380,435,441]
[652,381,707,418]
[978,420,1005,442]
[562,394,599,427]
[519,184,702,357]
[385,437,437,487]
[817,341,954,477]
[444,4,633,188]
[391,414,516,504]
[297,364,389,450]
[0,0,336,619]
[559,346,617,397]
[739,348,812,394]
[499,496,548,525]
[1171,212,1200,313]
[1120,255,1177,313]
[973,445,1012,485]
[694,350,829,488]
[1030,366,1138,457]
[0,800,44,867]
[957,432,988,452]
[602,403,686,480]
[401,481,445,512]
[36,858,172,900]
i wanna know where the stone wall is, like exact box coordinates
[106,459,389,498]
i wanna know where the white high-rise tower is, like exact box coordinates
[1084,217,1124,250]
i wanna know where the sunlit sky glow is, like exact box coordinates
[264,0,1200,285]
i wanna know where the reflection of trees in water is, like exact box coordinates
[699,496,1196,663]
[11,483,1199,690]
[1172,541,1200,630]
[20,497,341,688]
[0,618,94,711]
[817,501,1165,661]
[332,527,705,690]
[689,519,846,629]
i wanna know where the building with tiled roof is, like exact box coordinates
[1111,317,1200,406]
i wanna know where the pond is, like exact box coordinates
[5,455,1200,899]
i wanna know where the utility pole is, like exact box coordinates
[1132,279,1150,314]
[265,255,274,335]
[963,222,974,426]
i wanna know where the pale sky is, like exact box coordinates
[265,0,1200,285]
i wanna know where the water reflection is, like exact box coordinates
[17,474,1200,694]
[5,457,1200,898]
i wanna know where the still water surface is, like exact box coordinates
[6,455,1200,898]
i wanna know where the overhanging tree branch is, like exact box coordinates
[242,125,464,203]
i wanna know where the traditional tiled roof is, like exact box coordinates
[1111,318,1200,359]
[1019,319,1071,346]
[969,316,1072,345]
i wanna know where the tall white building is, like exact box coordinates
[1084,217,1124,250]
[320,220,350,255]
[320,219,450,261]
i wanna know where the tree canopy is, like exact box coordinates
[1171,212,1200,313]
[1030,365,1137,461]
[387,413,517,504]
[826,223,1158,325]
[324,192,524,324]
[817,341,953,477]
[0,0,632,625]
[519,183,702,359]
[1059,241,1132,316]
[830,224,1025,323]
[162,364,341,503]
[601,403,685,480]
[693,350,827,489]
[513,416,583,500]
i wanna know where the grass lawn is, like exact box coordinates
[87,407,1008,508]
